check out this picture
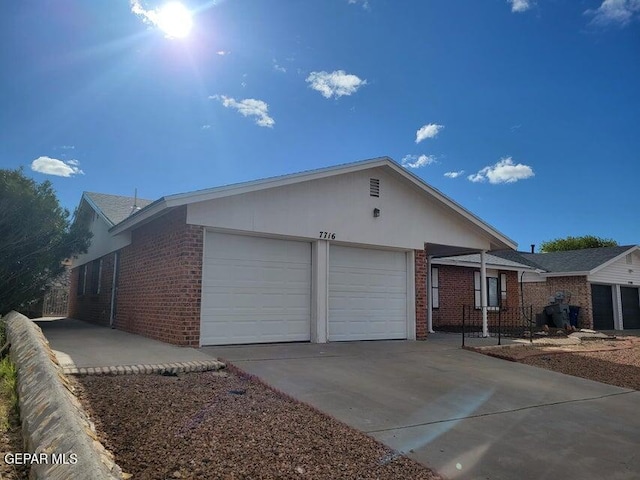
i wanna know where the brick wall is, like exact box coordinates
[115,206,204,346]
[69,253,115,326]
[522,276,593,328]
[431,265,520,329]
[415,248,427,339]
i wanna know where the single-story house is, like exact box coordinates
[429,253,540,332]
[438,246,640,330]
[69,157,518,346]
[494,246,640,330]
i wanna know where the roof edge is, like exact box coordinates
[80,192,114,227]
[109,156,517,249]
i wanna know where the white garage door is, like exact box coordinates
[200,232,311,345]
[329,245,407,341]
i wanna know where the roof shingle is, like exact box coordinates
[84,192,154,226]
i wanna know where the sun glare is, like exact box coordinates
[157,2,193,39]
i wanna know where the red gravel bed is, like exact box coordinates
[474,337,640,391]
[73,369,443,480]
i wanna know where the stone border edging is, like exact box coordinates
[4,311,124,480]
[64,360,224,376]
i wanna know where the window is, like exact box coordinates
[369,178,380,197]
[431,267,439,309]
[77,264,87,296]
[474,271,506,309]
[90,259,102,294]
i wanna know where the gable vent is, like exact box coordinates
[369,178,380,197]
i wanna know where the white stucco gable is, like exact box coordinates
[589,248,640,286]
[109,157,516,253]
[186,166,508,251]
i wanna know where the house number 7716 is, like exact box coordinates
[319,231,336,240]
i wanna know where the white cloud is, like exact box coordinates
[415,123,444,144]
[201,124,211,130]
[348,0,371,9]
[401,154,436,169]
[586,0,640,26]
[508,0,533,13]
[216,51,230,56]
[444,170,465,178]
[273,59,287,73]
[130,0,158,25]
[59,145,75,150]
[211,95,275,128]
[31,156,84,177]
[468,157,534,184]
[306,70,367,99]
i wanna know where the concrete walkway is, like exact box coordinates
[202,333,640,480]
[36,317,216,370]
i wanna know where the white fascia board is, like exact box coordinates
[431,258,534,272]
[588,246,640,275]
[164,157,391,205]
[542,271,591,278]
[109,198,167,235]
[384,163,517,251]
[107,156,518,250]
[81,193,113,227]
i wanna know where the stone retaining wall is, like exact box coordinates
[4,311,123,480]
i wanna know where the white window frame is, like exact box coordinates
[431,267,439,309]
[474,271,506,310]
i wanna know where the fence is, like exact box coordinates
[460,305,534,346]
[42,287,69,317]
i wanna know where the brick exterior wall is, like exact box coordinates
[70,206,204,346]
[431,265,520,329]
[69,253,116,326]
[115,206,204,346]
[415,248,427,340]
[522,276,593,329]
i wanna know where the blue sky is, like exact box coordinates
[1,0,639,250]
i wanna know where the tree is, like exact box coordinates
[540,235,618,253]
[0,169,91,315]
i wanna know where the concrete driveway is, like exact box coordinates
[36,317,215,370]
[202,334,640,480]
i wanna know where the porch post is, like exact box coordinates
[427,255,435,333]
[480,250,488,337]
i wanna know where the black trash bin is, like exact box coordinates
[569,306,580,328]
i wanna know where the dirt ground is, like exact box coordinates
[0,394,28,479]
[472,336,640,391]
[73,368,443,480]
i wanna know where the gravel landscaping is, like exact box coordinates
[472,336,640,391]
[73,368,443,480]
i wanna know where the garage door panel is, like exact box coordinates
[201,232,311,345]
[591,284,614,331]
[621,287,640,329]
[329,245,407,342]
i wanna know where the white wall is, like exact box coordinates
[72,212,130,267]
[187,167,495,251]
[588,251,640,286]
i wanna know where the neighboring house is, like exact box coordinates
[493,246,640,331]
[430,253,539,331]
[69,157,517,346]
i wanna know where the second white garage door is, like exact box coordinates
[329,245,408,341]
[200,232,311,345]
